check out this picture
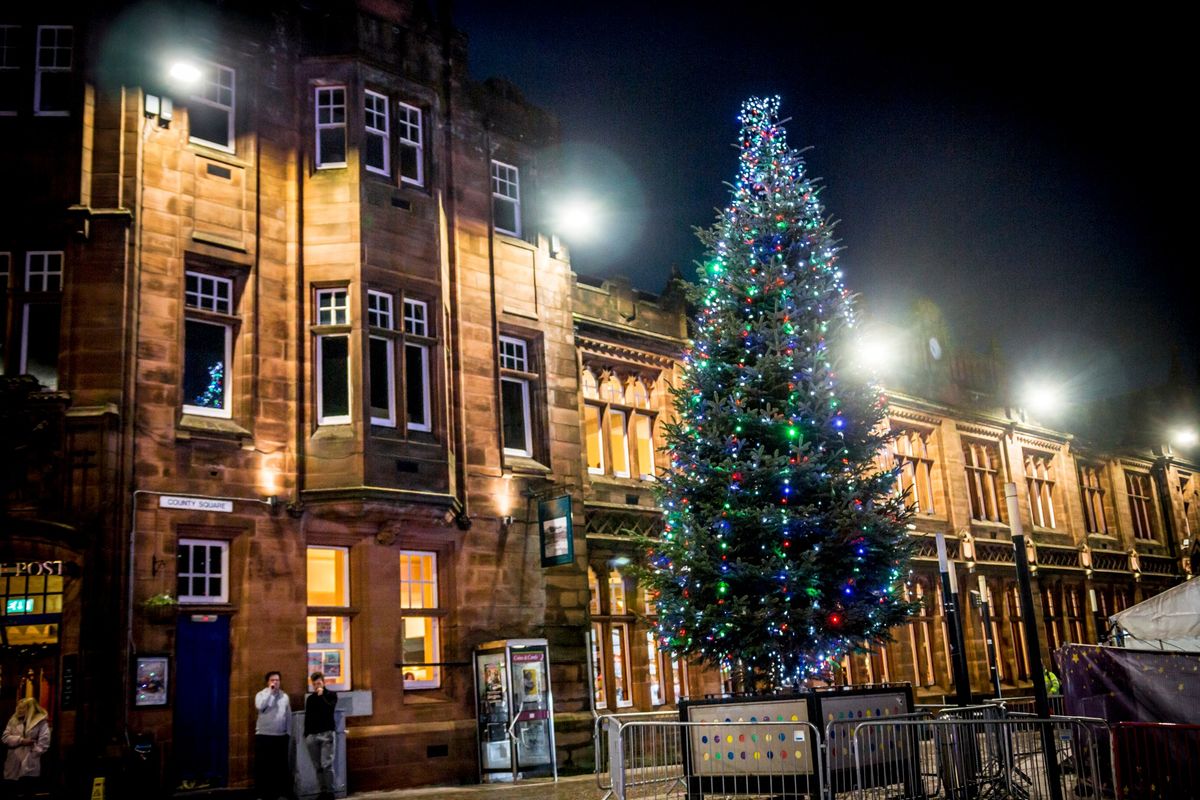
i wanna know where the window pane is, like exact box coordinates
[22,303,60,390]
[318,127,346,166]
[369,336,393,421]
[307,547,348,607]
[399,142,420,184]
[405,343,429,430]
[319,335,350,420]
[190,103,231,149]
[501,378,530,455]
[366,133,386,172]
[493,196,518,236]
[585,405,603,472]
[591,625,606,708]
[184,319,228,411]
[37,71,70,113]
[402,616,438,685]
[634,414,654,478]
[608,409,629,477]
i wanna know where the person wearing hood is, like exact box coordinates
[3,697,51,793]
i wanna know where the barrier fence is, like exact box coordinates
[600,703,1116,800]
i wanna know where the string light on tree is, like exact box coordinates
[641,97,914,688]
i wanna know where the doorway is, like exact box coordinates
[173,614,230,790]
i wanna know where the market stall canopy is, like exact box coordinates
[1110,576,1200,652]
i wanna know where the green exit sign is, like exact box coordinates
[5,598,33,614]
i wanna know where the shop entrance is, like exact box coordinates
[174,614,230,790]
[0,568,62,778]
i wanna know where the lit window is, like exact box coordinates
[19,252,64,390]
[314,288,351,424]
[399,551,441,689]
[588,567,601,615]
[189,61,235,152]
[491,160,520,237]
[963,439,1006,523]
[34,25,72,116]
[610,622,632,707]
[584,404,603,474]
[887,428,937,514]
[670,658,688,704]
[499,335,534,457]
[1125,471,1158,540]
[1079,463,1109,535]
[397,102,423,186]
[177,539,229,604]
[633,414,655,480]
[315,86,347,168]
[1024,452,1058,529]
[1,571,63,646]
[590,623,606,709]
[645,631,664,706]
[364,90,389,175]
[608,570,626,614]
[583,365,659,481]
[183,272,235,418]
[1,26,20,116]
[307,546,351,691]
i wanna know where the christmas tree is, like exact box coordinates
[644,97,913,688]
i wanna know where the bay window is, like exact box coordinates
[314,288,351,424]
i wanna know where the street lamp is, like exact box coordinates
[1022,379,1064,420]
[1171,427,1198,450]
[551,196,600,243]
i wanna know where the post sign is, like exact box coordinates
[0,560,65,577]
[159,496,233,513]
[538,495,574,567]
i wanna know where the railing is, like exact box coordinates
[1111,722,1200,800]
[595,710,680,796]
[984,695,1067,717]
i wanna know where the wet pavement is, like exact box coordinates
[351,773,607,800]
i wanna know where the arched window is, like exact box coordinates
[581,368,599,399]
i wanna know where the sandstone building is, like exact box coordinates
[1,1,1196,796]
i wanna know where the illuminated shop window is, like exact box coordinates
[400,551,441,689]
[307,546,351,691]
[1,572,63,646]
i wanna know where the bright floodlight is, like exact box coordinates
[168,61,202,86]
[554,197,598,242]
[1024,381,1064,418]
[1172,427,1199,449]
[852,331,895,374]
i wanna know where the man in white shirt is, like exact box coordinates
[254,671,292,800]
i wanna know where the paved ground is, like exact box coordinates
[350,773,606,800]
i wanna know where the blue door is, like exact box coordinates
[174,614,230,789]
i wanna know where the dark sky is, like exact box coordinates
[453,4,1196,399]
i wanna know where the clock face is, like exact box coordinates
[929,337,942,360]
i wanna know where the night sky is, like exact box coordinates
[453,4,1196,401]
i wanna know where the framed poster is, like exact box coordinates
[134,655,169,707]
[538,495,574,567]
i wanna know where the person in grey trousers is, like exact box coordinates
[304,672,338,800]
[254,670,292,800]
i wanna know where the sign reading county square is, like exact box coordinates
[159,496,233,513]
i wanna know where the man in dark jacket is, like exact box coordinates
[304,672,338,800]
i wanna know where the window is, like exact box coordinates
[499,335,535,457]
[315,85,346,168]
[1125,471,1158,540]
[314,288,351,424]
[363,90,389,175]
[582,367,659,481]
[399,551,441,689]
[887,428,937,514]
[397,101,423,186]
[0,252,9,369]
[0,25,19,116]
[588,566,601,615]
[20,251,63,390]
[670,657,689,704]
[307,546,351,691]
[590,623,606,709]
[177,539,229,604]
[188,61,235,152]
[905,580,939,687]
[610,622,632,707]
[183,272,235,417]
[491,160,520,236]
[1079,463,1109,535]
[34,25,71,116]
[645,633,665,706]
[963,439,1006,523]
[368,291,433,432]
[1181,473,1200,542]
[1004,584,1031,680]
[1,568,63,647]
[608,569,626,614]
[1024,452,1058,529]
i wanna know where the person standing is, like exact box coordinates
[3,697,51,797]
[254,671,291,800]
[303,672,338,800]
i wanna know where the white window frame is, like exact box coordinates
[499,335,534,457]
[315,288,351,425]
[183,271,235,418]
[307,545,352,691]
[188,60,235,153]
[403,298,431,432]
[33,25,71,117]
[590,623,607,710]
[177,538,229,604]
[610,622,633,708]
[399,550,441,690]
[315,85,347,169]
[368,290,396,427]
[0,25,19,117]
[19,252,64,390]
[363,89,390,176]
[584,403,604,475]
[491,160,521,237]
[397,101,423,186]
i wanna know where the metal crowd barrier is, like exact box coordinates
[1111,722,1200,800]
[603,712,1110,800]
[985,695,1067,717]
[595,711,683,796]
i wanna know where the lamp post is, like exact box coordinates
[935,532,972,706]
[1005,482,1063,800]
[974,575,1002,697]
